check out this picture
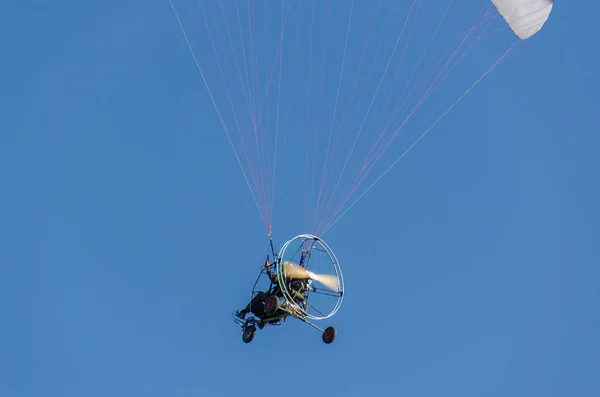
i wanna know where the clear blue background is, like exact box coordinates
[2,1,598,396]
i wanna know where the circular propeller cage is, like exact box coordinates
[275,234,344,320]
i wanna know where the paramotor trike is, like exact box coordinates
[233,234,344,344]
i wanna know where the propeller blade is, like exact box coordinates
[308,273,340,292]
[282,261,311,278]
[283,262,339,292]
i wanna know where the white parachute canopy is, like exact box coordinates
[492,0,554,40]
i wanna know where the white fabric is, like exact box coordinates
[492,0,554,39]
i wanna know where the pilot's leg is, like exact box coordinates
[236,291,267,319]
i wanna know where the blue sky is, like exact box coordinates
[2,1,599,396]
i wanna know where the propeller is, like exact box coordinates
[282,261,340,292]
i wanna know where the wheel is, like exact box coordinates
[322,326,337,344]
[265,295,280,314]
[242,325,256,343]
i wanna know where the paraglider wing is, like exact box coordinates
[492,0,554,40]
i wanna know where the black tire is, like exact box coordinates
[242,325,256,343]
[265,295,280,314]
[322,326,337,344]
